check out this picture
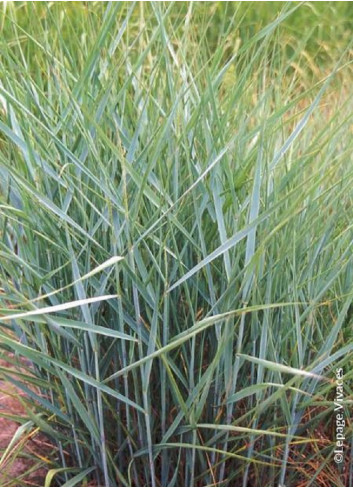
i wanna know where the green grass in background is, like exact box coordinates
[0,2,352,486]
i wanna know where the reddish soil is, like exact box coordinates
[0,358,49,487]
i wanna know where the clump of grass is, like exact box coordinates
[0,2,352,486]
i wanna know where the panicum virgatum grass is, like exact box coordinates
[0,2,352,486]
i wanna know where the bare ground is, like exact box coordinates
[0,357,49,487]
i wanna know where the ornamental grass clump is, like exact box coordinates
[0,2,352,486]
